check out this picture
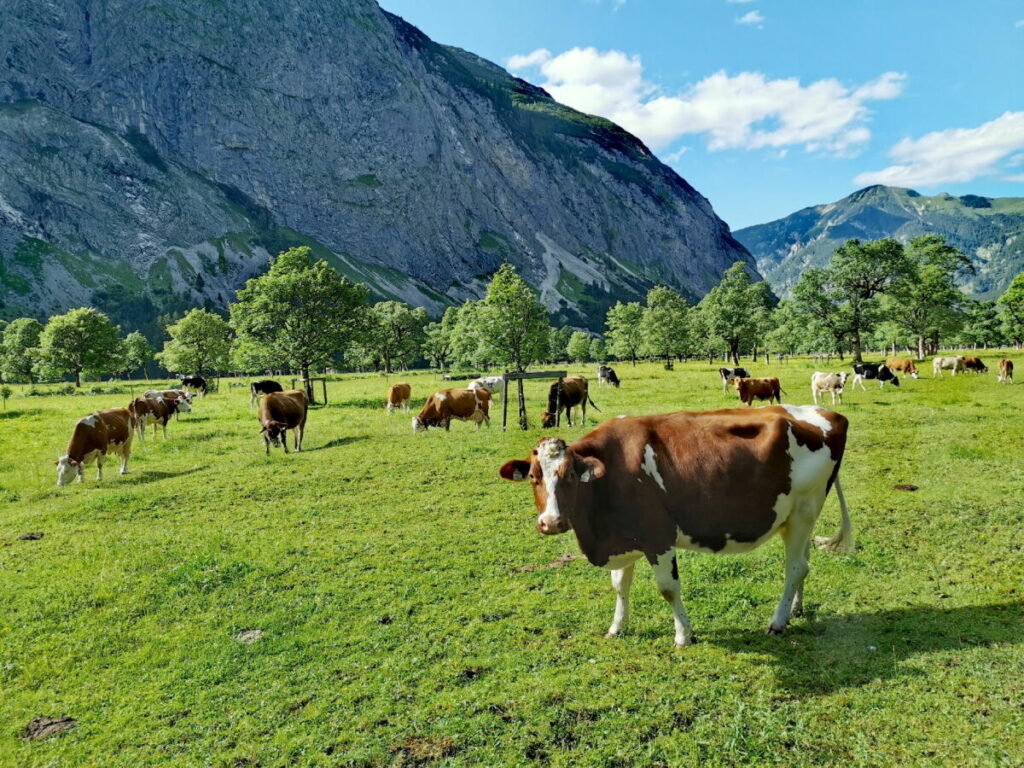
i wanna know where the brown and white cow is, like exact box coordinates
[56,408,135,485]
[541,376,597,428]
[500,405,852,645]
[998,359,1014,384]
[143,389,192,421]
[811,371,848,405]
[259,390,308,454]
[413,388,491,432]
[386,382,412,413]
[127,396,161,440]
[469,376,505,399]
[962,356,988,374]
[734,376,783,406]
[885,358,919,379]
[932,356,965,377]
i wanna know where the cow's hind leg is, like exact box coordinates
[650,550,695,647]
[605,562,636,639]
[119,444,131,475]
[767,509,815,635]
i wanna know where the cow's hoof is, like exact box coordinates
[604,631,619,639]
[766,625,785,636]
[674,636,697,648]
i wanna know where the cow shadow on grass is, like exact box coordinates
[306,436,369,452]
[711,600,1023,695]
[331,397,386,410]
[129,466,208,484]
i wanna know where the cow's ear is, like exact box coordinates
[577,456,605,482]
[499,459,531,481]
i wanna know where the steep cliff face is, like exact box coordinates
[0,0,752,330]
[736,185,1024,300]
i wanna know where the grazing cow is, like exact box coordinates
[56,408,134,485]
[250,379,283,408]
[180,375,208,396]
[144,395,187,438]
[962,356,988,374]
[851,363,899,390]
[932,356,965,377]
[413,388,491,432]
[597,365,621,388]
[143,389,192,421]
[499,405,853,645]
[998,359,1014,384]
[258,390,308,454]
[126,396,162,440]
[719,367,750,393]
[386,382,412,412]
[469,376,505,399]
[885,358,919,379]
[811,371,849,405]
[733,377,782,406]
[541,376,598,428]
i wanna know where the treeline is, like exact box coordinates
[3,238,1024,386]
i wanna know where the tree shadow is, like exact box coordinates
[306,436,370,452]
[130,467,208,484]
[332,397,389,410]
[0,409,41,420]
[710,600,1023,695]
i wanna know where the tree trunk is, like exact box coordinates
[301,365,313,401]
[852,336,863,364]
[143,363,150,380]
[752,344,759,362]
[730,344,739,366]
[917,336,925,361]
[75,369,81,387]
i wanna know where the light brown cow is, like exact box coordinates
[885,358,919,379]
[386,382,412,413]
[933,356,965,377]
[258,390,308,454]
[734,377,783,406]
[56,408,134,485]
[412,388,491,432]
[998,359,1014,384]
[499,405,852,645]
[541,376,597,428]
[962,356,988,374]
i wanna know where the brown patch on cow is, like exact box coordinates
[233,629,264,644]
[391,735,458,764]
[21,716,77,741]
[18,532,44,540]
[893,484,919,491]
[542,377,591,427]
[660,589,676,602]
[514,552,578,572]
[415,388,490,430]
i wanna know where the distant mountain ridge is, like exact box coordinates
[735,185,1024,299]
[0,0,751,334]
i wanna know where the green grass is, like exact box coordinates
[1,357,1022,766]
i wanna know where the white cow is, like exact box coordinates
[932,356,965,378]
[811,371,848,405]
[469,376,505,399]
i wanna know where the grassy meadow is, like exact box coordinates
[1,356,1022,767]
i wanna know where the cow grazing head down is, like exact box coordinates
[500,438,605,535]
[261,420,289,448]
[411,416,427,432]
[55,456,80,486]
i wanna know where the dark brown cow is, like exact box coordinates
[386,382,412,413]
[998,359,1014,384]
[500,405,852,645]
[413,388,491,432]
[56,408,134,485]
[141,395,186,438]
[258,390,308,454]
[885,358,919,379]
[734,376,782,406]
[541,376,597,428]
[962,356,988,373]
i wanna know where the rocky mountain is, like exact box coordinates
[736,185,1024,300]
[0,0,751,334]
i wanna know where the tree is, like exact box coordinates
[231,247,369,384]
[640,286,691,365]
[999,271,1024,347]
[37,308,121,386]
[698,262,770,365]
[157,309,231,377]
[547,326,573,363]
[0,385,10,410]
[422,306,458,370]
[365,301,428,372]
[589,336,607,362]
[605,301,644,365]
[956,300,1005,349]
[123,331,155,379]
[1,317,43,383]
[451,301,490,369]
[476,264,550,372]
[764,301,806,357]
[566,331,593,363]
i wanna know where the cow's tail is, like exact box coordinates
[586,393,602,412]
[814,475,855,553]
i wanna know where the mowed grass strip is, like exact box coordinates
[1,357,1022,767]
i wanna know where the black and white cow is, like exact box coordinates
[851,363,899,390]
[597,365,621,388]
[250,379,284,408]
[179,375,208,396]
[718,367,749,393]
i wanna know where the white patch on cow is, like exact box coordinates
[56,456,77,486]
[617,414,627,419]
[602,550,643,570]
[641,444,666,492]
[411,417,425,432]
[437,393,447,402]
[536,438,567,531]
[779,404,832,435]
[79,414,98,428]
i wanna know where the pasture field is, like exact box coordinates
[1,356,1022,767]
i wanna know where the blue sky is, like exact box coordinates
[380,0,1023,230]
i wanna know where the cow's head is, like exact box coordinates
[55,456,80,486]
[890,374,901,387]
[261,420,288,447]
[174,397,192,413]
[500,438,605,535]
[838,372,849,387]
[540,411,557,429]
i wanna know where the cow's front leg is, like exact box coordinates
[768,516,813,634]
[650,551,695,647]
[96,455,104,482]
[119,447,130,475]
[605,563,636,638]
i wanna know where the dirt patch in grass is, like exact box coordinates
[391,735,458,764]
[514,553,578,573]
[893,484,919,491]
[21,716,77,741]
[233,629,264,644]
[18,532,44,540]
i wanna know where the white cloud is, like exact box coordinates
[1015,19,1024,28]
[663,146,690,163]
[855,111,1024,187]
[727,0,757,3]
[736,10,765,25]
[506,47,905,154]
